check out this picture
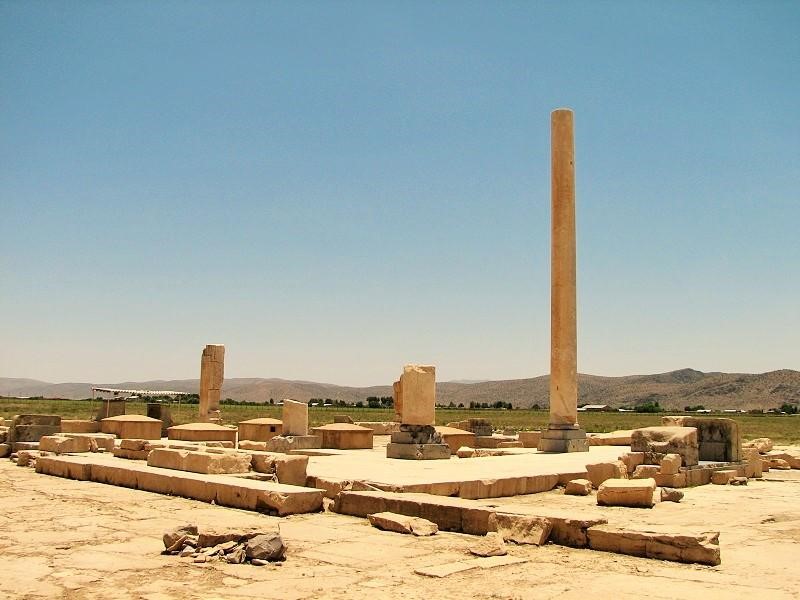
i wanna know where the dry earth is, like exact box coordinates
[1,461,799,600]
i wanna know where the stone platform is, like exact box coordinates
[308,439,623,499]
[34,453,323,516]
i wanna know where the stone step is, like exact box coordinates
[34,454,323,516]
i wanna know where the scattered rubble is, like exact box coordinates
[162,524,285,565]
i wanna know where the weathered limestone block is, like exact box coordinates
[619,452,645,475]
[654,472,687,488]
[16,449,39,467]
[112,447,150,460]
[60,420,100,434]
[39,435,92,454]
[392,379,403,423]
[368,512,439,536]
[274,455,309,486]
[660,453,682,475]
[475,435,519,449]
[8,414,61,443]
[101,415,162,440]
[168,423,237,444]
[518,431,541,448]
[399,364,436,425]
[265,435,321,453]
[148,448,190,470]
[239,440,268,451]
[684,466,713,487]
[311,423,374,449]
[62,433,115,452]
[597,478,656,508]
[238,418,283,442]
[469,532,507,557]
[147,403,174,436]
[631,427,699,466]
[184,450,252,475]
[711,469,737,485]
[660,487,684,503]
[632,465,660,479]
[456,446,476,458]
[488,513,552,545]
[765,450,800,469]
[587,526,720,565]
[587,431,634,446]
[0,426,7,444]
[565,479,592,496]
[0,443,11,458]
[435,426,475,453]
[662,416,741,462]
[585,461,628,489]
[447,418,494,437]
[386,442,450,460]
[742,449,763,478]
[282,400,309,436]
[768,458,791,470]
[743,437,773,453]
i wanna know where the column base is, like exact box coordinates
[537,427,589,453]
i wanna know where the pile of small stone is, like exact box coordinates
[162,524,286,566]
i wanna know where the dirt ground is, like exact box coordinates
[1,460,799,600]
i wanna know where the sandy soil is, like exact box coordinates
[1,460,799,600]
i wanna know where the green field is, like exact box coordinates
[2,397,798,444]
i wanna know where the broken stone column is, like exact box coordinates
[198,344,225,423]
[387,365,450,460]
[538,108,588,453]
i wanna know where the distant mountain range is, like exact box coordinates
[1,368,798,411]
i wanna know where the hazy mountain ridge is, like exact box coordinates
[1,369,798,410]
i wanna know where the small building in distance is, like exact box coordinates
[578,404,613,412]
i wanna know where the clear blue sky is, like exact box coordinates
[2,2,798,386]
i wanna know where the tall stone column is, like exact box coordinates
[198,344,225,423]
[538,109,588,453]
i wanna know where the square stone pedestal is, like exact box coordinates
[538,427,589,453]
[386,442,450,460]
[386,424,450,460]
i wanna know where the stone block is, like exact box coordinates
[587,525,720,565]
[619,452,645,475]
[399,364,436,425]
[597,478,656,508]
[488,513,552,545]
[311,423,374,449]
[250,453,276,474]
[274,454,309,486]
[112,447,150,460]
[660,453,682,475]
[711,469,737,485]
[565,479,592,496]
[265,435,321,453]
[435,426,475,453]
[586,430,634,446]
[184,451,251,475]
[742,447,763,478]
[684,466,713,487]
[101,415,162,440]
[148,448,189,470]
[168,423,237,444]
[60,420,100,434]
[654,472,687,488]
[765,450,800,469]
[39,435,92,454]
[282,399,308,436]
[12,414,61,427]
[631,427,699,466]
[368,512,439,536]
[238,418,283,442]
[662,416,741,462]
[660,487,684,502]
[386,442,450,460]
[147,403,174,436]
[537,427,589,453]
[10,424,61,443]
[518,431,541,448]
[585,461,628,489]
[744,437,773,453]
[632,464,660,479]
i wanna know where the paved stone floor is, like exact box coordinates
[1,460,799,599]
